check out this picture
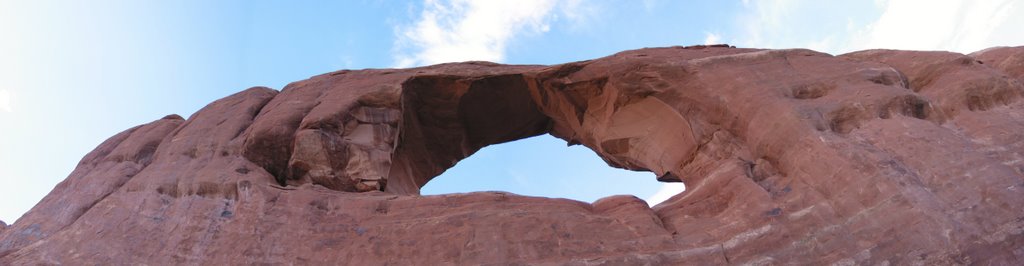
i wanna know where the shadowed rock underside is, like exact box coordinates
[2,45,1023,265]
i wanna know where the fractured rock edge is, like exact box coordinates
[1,45,1023,264]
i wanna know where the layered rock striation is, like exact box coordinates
[1,45,1023,264]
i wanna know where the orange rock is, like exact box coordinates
[1,45,1022,264]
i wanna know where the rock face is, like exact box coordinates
[1,45,1023,264]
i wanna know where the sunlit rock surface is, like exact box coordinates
[1,45,1023,264]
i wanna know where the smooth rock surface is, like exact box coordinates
[1,45,1023,264]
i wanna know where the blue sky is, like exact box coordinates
[1,0,1022,223]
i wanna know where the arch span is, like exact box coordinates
[383,64,699,195]
[244,48,741,199]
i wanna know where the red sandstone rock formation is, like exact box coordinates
[1,45,1022,265]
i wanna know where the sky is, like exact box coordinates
[1,0,1022,224]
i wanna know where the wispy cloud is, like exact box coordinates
[733,0,1024,54]
[645,183,685,206]
[392,0,584,67]
[703,32,721,45]
[855,0,1021,53]
[0,89,11,113]
[641,0,660,12]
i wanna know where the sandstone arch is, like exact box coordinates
[3,45,1024,264]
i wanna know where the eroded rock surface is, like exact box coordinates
[1,45,1023,264]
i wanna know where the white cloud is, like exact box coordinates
[734,0,803,50]
[0,90,11,112]
[645,183,685,207]
[857,0,1021,53]
[393,0,583,67]
[703,32,721,45]
[733,0,1024,55]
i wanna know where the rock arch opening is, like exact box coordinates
[384,70,689,200]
